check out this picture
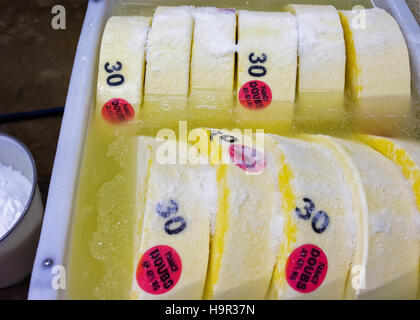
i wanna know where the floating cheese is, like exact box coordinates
[304,134,369,300]
[236,11,298,133]
[96,16,151,122]
[287,4,346,126]
[333,138,418,299]
[358,135,420,298]
[266,135,356,299]
[189,7,236,128]
[339,8,411,135]
[131,136,215,299]
[142,7,193,127]
[203,129,282,300]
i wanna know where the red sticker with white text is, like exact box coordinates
[101,98,135,123]
[285,244,328,294]
[228,144,265,174]
[136,245,182,295]
[238,80,272,110]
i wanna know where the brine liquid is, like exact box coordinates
[66,0,420,299]
[66,118,139,299]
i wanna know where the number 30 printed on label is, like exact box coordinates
[248,52,267,77]
[295,198,330,234]
[156,199,187,235]
[104,61,125,87]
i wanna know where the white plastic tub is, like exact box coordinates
[28,0,420,300]
[0,133,44,288]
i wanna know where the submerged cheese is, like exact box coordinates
[287,4,346,124]
[333,138,418,299]
[203,129,282,299]
[358,135,420,298]
[131,136,215,299]
[236,11,298,132]
[189,7,236,128]
[339,8,411,135]
[267,135,356,299]
[142,7,193,127]
[96,16,151,120]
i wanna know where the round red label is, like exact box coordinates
[101,98,135,123]
[285,244,328,294]
[228,144,265,173]
[238,80,272,110]
[136,245,182,295]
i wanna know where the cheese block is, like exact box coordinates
[190,7,236,91]
[303,135,369,300]
[144,6,193,96]
[131,136,216,299]
[236,11,298,133]
[287,4,346,125]
[188,8,236,129]
[266,135,356,299]
[333,138,418,299]
[142,6,193,127]
[358,135,420,298]
[203,129,282,299]
[339,8,411,135]
[96,16,151,122]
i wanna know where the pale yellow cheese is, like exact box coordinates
[96,16,151,119]
[236,11,298,133]
[287,4,346,124]
[188,7,236,129]
[142,6,193,128]
[190,7,236,91]
[267,135,356,299]
[333,138,418,299]
[203,129,282,299]
[131,136,215,299]
[304,135,369,300]
[358,135,420,298]
[144,6,193,96]
[339,8,411,135]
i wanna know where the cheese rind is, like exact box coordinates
[203,129,282,300]
[236,11,298,132]
[339,8,411,134]
[333,138,418,299]
[96,16,151,117]
[131,137,215,299]
[267,135,356,300]
[144,6,193,95]
[287,4,346,123]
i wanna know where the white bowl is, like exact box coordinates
[0,133,44,288]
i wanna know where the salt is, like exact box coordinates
[0,162,32,239]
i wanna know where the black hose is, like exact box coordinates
[0,107,65,123]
